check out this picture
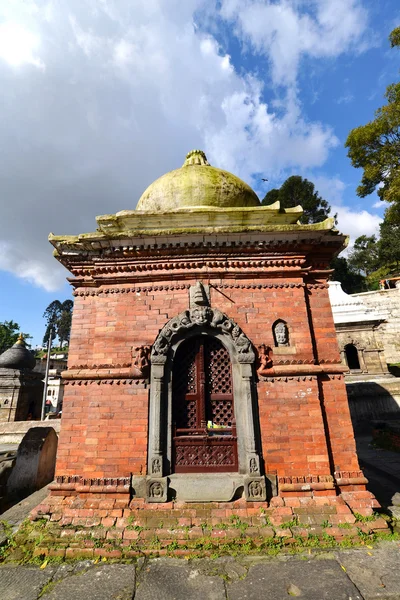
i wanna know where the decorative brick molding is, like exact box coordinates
[278,475,335,492]
[68,363,132,370]
[257,364,346,379]
[334,471,369,486]
[50,475,131,494]
[63,379,148,386]
[263,375,318,382]
[215,282,305,290]
[73,281,306,296]
[306,283,329,289]
[74,257,308,276]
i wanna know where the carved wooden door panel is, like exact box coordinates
[172,336,238,473]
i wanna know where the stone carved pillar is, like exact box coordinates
[147,362,165,477]
[238,364,261,476]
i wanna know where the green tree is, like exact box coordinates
[43,299,73,347]
[262,188,280,205]
[330,256,366,294]
[378,217,400,270]
[262,175,334,224]
[347,235,380,277]
[0,321,32,354]
[345,27,400,207]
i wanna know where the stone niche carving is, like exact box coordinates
[273,320,289,347]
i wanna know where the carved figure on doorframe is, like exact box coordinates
[132,345,151,375]
[257,344,273,375]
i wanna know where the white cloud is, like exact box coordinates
[333,205,382,251]
[220,0,370,86]
[312,175,347,206]
[336,94,354,105]
[372,199,389,209]
[0,21,44,69]
[0,0,372,290]
[304,174,382,247]
[0,243,65,291]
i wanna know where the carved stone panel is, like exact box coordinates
[244,476,267,501]
[146,477,168,503]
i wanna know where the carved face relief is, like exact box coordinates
[149,481,163,498]
[190,307,211,325]
[248,480,263,498]
[232,325,240,338]
[274,322,288,346]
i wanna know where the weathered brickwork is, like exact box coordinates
[44,155,381,544]
[57,276,359,491]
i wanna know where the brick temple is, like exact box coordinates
[35,150,378,535]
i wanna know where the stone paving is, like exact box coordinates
[2,545,400,600]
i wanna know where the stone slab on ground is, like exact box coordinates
[135,558,226,600]
[226,557,363,600]
[1,544,400,599]
[0,563,136,600]
[1,564,57,600]
[41,564,136,600]
[337,544,400,600]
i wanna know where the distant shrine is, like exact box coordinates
[41,150,377,528]
[0,335,42,422]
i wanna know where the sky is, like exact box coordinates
[0,0,399,346]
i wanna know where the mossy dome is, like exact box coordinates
[136,150,260,212]
[0,335,36,370]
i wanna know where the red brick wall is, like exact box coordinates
[56,384,148,477]
[57,276,359,484]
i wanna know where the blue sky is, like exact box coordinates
[0,0,399,346]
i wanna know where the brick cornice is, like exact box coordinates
[64,379,148,386]
[50,475,130,494]
[257,363,346,379]
[72,281,307,296]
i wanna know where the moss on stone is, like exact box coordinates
[136,164,261,212]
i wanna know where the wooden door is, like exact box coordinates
[172,336,238,473]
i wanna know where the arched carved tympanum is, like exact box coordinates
[151,306,254,365]
[147,307,265,500]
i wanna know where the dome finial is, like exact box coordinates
[183,150,210,167]
[15,333,26,347]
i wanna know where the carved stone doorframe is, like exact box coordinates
[147,306,266,502]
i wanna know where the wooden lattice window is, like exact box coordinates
[172,336,238,473]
